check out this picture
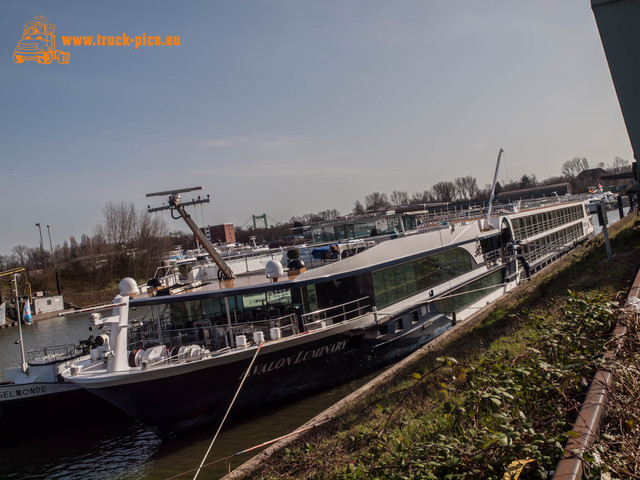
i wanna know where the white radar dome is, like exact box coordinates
[119,278,139,297]
[265,260,284,279]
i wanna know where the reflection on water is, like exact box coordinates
[0,208,626,479]
[0,374,371,479]
[0,313,96,376]
[0,421,160,480]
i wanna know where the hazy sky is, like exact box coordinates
[0,0,633,256]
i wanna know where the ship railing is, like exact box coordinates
[226,314,300,343]
[301,296,371,331]
[26,344,79,365]
[150,264,183,288]
[129,325,229,353]
[413,204,512,227]
[513,210,584,240]
[481,248,502,266]
[220,248,283,262]
[412,196,587,228]
[128,313,301,353]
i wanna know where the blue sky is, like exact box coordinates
[0,0,632,256]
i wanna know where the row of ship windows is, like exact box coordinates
[520,223,584,263]
[511,205,585,239]
[147,247,500,332]
[372,248,476,310]
[377,270,504,336]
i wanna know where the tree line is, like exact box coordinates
[0,202,195,301]
[238,155,631,246]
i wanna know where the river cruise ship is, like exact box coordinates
[63,190,594,437]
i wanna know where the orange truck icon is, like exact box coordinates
[13,17,70,64]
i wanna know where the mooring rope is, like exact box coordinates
[166,422,321,480]
[192,340,265,480]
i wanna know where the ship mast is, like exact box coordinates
[146,187,234,280]
[13,274,28,373]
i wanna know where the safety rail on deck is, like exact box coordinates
[150,263,182,288]
[410,195,586,228]
[26,344,79,365]
[520,227,584,264]
[301,297,371,330]
[511,208,586,239]
[128,313,300,352]
[481,248,503,266]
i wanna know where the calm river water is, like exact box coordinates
[0,208,626,479]
[0,310,376,480]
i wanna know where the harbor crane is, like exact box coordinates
[146,187,235,280]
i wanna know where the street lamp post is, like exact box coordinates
[35,223,47,270]
[47,225,62,295]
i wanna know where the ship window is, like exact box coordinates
[394,318,403,331]
[243,292,267,309]
[373,271,389,308]
[411,310,419,324]
[378,324,388,336]
[433,270,503,316]
[372,247,475,309]
[333,225,348,241]
[202,298,223,318]
[303,285,318,312]
[404,216,417,231]
[266,289,292,306]
[169,300,203,327]
[355,221,376,238]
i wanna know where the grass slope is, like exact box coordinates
[243,213,640,479]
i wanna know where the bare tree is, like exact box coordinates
[132,210,170,278]
[11,245,30,268]
[80,233,92,256]
[102,201,138,249]
[561,157,589,180]
[61,241,71,263]
[389,190,409,206]
[69,236,79,259]
[454,176,479,201]
[410,190,434,204]
[540,175,566,186]
[609,156,630,174]
[317,209,340,221]
[353,200,365,215]
[520,174,537,189]
[431,181,456,203]
[364,192,390,210]
[290,213,324,225]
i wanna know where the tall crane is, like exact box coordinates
[146,187,235,280]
